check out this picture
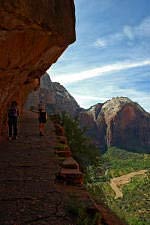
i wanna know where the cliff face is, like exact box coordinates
[91,97,150,153]
[49,82,80,117]
[78,105,107,152]
[25,73,80,117]
[0,0,75,135]
[77,97,150,153]
[100,97,150,152]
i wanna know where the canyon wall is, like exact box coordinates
[0,0,75,136]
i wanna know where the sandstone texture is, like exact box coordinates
[0,0,75,135]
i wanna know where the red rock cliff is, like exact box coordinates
[0,0,75,135]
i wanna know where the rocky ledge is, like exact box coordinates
[0,0,75,135]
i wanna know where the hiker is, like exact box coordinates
[38,106,47,136]
[8,101,19,140]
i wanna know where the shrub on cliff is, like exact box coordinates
[60,113,101,171]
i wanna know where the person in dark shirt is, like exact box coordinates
[38,107,47,136]
[8,101,19,140]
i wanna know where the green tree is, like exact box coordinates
[61,113,101,170]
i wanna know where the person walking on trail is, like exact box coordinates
[38,106,47,136]
[8,101,19,140]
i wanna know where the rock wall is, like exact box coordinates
[78,107,107,152]
[105,103,150,152]
[0,0,75,136]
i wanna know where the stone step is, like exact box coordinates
[54,124,65,136]
[56,135,68,144]
[58,168,83,185]
[55,144,70,152]
[62,157,79,170]
[55,150,72,157]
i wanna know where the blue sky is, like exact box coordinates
[48,0,150,112]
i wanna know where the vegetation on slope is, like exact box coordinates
[87,147,150,225]
[101,147,150,177]
[60,113,100,170]
[60,113,150,225]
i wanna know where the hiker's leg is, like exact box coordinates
[13,117,18,138]
[8,119,13,137]
[39,123,42,135]
[42,123,45,134]
[39,123,44,135]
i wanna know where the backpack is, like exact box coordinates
[8,107,18,117]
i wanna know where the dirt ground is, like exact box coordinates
[110,170,147,199]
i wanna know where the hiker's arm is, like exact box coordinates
[31,109,39,113]
[17,109,19,117]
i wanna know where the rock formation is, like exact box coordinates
[100,97,150,152]
[83,97,150,153]
[78,104,107,152]
[25,73,80,117]
[49,82,80,117]
[0,0,75,136]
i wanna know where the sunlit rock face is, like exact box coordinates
[25,73,80,117]
[97,97,150,153]
[0,0,75,135]
[49,82,80,117]
[79,97,150,153]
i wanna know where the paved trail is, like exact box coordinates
[0,111,74,225]
[110,170,147,199]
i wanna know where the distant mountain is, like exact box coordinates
[25,73,150,153]
[49,81,80,117]
[25,73,80,117]
[80,97,150,153]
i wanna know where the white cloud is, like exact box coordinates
[135,17,150,37]
[123,17,150,39]
[94,38,107,47]
[51,59,150,85]
[94,33,123,48]
[123,25,134,40]
[94,16,150,47]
